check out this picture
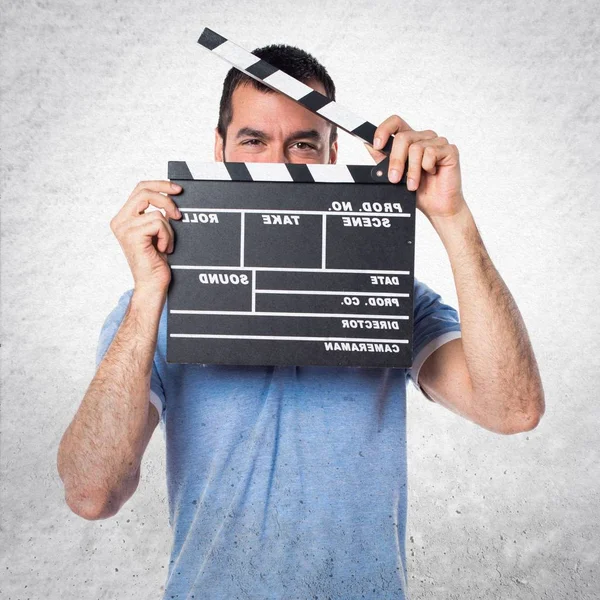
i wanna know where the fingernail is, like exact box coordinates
[389,169,400,183]
[171,183,181,191]
[373,137,382,150]
[407,178,416,190]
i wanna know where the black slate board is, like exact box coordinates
[166,162,416,368]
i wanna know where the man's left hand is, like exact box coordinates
[366,115,466,219]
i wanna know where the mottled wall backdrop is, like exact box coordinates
[1,0,598,598]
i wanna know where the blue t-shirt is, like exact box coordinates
[95,277,461,599]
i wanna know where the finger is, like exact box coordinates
[406,137,452,188]
[372,114,413,151]
[388,130,437,183]
[423,142,460,171]
[406,143,426,191]
[128,189,182,220]
[422,145,437,175]
[131,215,174,254]
[128,180,182,202]
[363,142,387,164]
[128,210,175,253]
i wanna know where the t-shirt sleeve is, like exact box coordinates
[409,277,462,400]
[95,289,166,420]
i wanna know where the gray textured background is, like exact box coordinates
[1,0,598,598]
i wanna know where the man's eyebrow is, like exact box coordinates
[286,129,323,143]
[235,127,270,140]
[234,127,324,143]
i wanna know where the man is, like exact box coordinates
[57,43,545,599]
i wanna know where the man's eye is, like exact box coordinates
[242,139,263,146]
[293,142,316,150]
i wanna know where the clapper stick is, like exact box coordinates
[197,27,400,181]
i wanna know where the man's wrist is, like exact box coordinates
[427,203,478,255]
[130,286,167,334]
[133,285,168,305]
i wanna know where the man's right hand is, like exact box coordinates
[110,180,183,294]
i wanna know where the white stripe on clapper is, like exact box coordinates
[307,164,355,183]
[262,70,315,101]
[245,162,293,181]
[212,40,262,71]
[316,102,366,133]
[187,162,231,180]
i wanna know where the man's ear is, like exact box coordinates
[329,139,338,164]
[214,128,224,162]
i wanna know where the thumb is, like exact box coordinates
[364,142,387,164]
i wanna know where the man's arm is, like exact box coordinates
[57,288,164,520]
[368,115,545,435]
[57,180,181,519]
[418,205,545,435]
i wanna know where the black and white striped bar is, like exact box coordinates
[169,160,400,187]
[197,27,399,171]
[166,161,416,368]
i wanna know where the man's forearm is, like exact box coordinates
[57,287,165,517]
[428,204,545,431]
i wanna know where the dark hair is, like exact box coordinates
[217,43,337,150]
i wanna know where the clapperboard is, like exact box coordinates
[166,28,416,368]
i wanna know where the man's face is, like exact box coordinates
[214,79,338,165]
